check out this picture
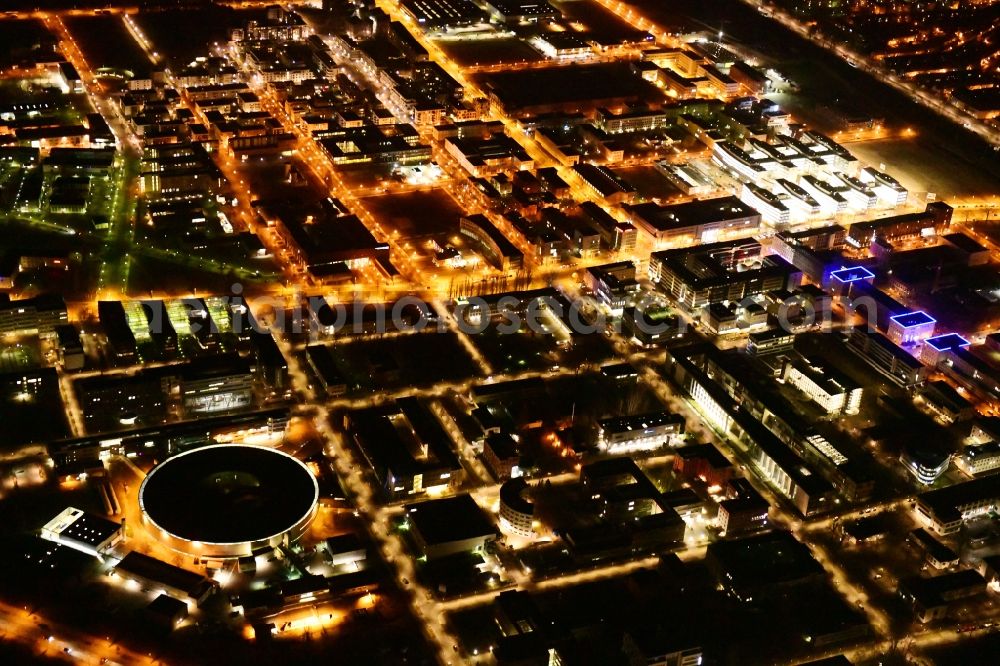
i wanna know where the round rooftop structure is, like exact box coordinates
[139,445,318,559]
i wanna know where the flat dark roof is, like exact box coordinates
[843,514,894,541]
[917,474,1000,524]
[486,431,518,459]
[472,376,546,402]
[485,0,559,16]
[401,0,487,26]
[115,551,212,599]
[0,293,66,314]
[46,147,116,170]
[581,456,643,481]
[324,532,366,556]
[942,232,987,254]
[674,442,733,470]
[925,333,970,352]
[481,63,661,111]
[628,196,759,232]
[146,593,188,620]
[899,570,985,607]
[50,407,290,461]
[406,494,498,545]
[707,530,824,588]
[348,399,461,479]
[59,511,121,547]
[178,353,251,382]
[890,311,935,328]
[830,266,874,283]
[300,213,384,256]
[909,528,958,564]
[598,411,684,433]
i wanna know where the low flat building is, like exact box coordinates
[56,324,85,371]
[898,570,985,623]
[344,398,463,500]
[259,199,390,279]
[627,196,761,245]
[901,441,952,485]
[406,494,499,560]
[323,533,368,568]
[98,300,138,364]
[400,0,488,28]
[656,161,714,196]
[700,63,738,96]
[596,411,685,455]
[705,531,825,602]
[595,106,669,134]
[841,514,894,545]
[318,126,431,166]
[536,33,592,59]
[622,305,684,347]
[942,232,989,266]
[40,507,123,558]
[915,474,1000,535]
[234,573,360,620]
[305,344,347,397]
[573,164,636,205]
[887,310,936,346]
[767,225,847,284]
[729,61,769,95]
[145,594,188,631]
[49,407,291,473]
[920,333,971,366]
[908,528,959,570]
[580,457,647,493]
[483,0,559,23]
[622,628,704,666]
[113,551,215,606]
[970,417,1000,444]
[577,458,686,553]
[701,303,740,335]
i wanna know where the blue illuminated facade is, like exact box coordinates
[830,266,875,283]
[888,311,936,345]
[921,333,971,365]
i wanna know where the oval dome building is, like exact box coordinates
[138,445,319,559]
